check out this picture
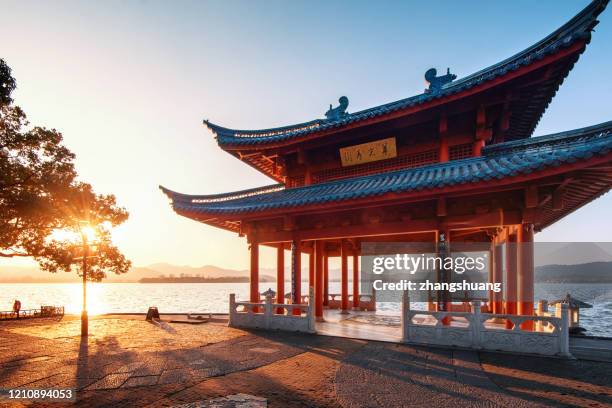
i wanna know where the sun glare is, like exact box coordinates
[66,282,104,315]
[49,228,79,243]
[49,225,98,243]
[80,226,97,242]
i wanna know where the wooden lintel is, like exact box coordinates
[255,210,521,244]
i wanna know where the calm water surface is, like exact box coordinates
[2,282,611,337]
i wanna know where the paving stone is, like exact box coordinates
[122,375,159,388]
[171,393,267,408]
[85,373,132,390]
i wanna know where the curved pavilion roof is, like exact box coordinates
[161,120,612,231]
[204,0,609,149]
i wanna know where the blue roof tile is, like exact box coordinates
[161,121,612,216]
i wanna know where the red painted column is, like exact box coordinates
[473,139,485,156]
[323,252,329,306]
[505,233,518,314]
[291,240,302,315]
[439,113,449,162]
[276,245,285,314]
[505,233,518,329]
[440,137,449,162]
[341,240,349,313]
[437,230,451,325]
[315,240,324,321]
[487,246,493,312]
[309,247,315,289]
[352,249,359,310]
[250,242,259,304]
[492,243,503,314]
[518,224,535,330]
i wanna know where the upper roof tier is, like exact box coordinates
[161,120,612,232]
[204,0,608,150]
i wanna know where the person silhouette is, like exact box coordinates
[12,299,21,319]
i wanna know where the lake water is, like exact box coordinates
[2,282,611,337]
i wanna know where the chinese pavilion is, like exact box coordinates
[162,0,611,326]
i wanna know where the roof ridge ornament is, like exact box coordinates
[425,68,457,94]
[325,96,349,120]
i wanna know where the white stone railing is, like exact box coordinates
[401,292,570,358]
[229,288,315,333]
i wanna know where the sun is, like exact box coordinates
[80,226,97,242]
[49,224,98,243]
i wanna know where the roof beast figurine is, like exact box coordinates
[325,96,349,120]
[425,67,457,93]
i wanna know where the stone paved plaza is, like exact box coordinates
[0,315,611,407]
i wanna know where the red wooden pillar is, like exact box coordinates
[250,242,259,304]
[315,240,324,321]
[505,233,518,307]
[352,249,359,310]
[518,224,534,330]
[487,245,494,312]
[473,139,485,156]
[505,233,518,329]
[291,239,302,315]
[439,112,449,162]
[323,252,329,306]
[341,240,349,314]
[492,243,503,314]
[437,230,451,325]
[309,247,315,289]
[276,245,285,314]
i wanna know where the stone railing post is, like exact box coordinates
[308,287,316,333]
[264,294,273,329]
[471,300,482,349]
[229,294,236,327]
[536,299,548,332]
[401,290,410,342]
[559,303,571,357]
[372,288,377,311]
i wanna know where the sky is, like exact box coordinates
[1,0,611,271]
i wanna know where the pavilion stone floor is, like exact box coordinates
[0,315,611,407]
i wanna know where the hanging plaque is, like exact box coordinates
[340,137,397,167]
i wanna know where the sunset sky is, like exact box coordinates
[1,0,611,272]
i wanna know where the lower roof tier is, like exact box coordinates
[161,120,612,233]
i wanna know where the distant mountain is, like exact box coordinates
[0,266,80,283]
[144,263,250,279]
[534,242,612,266]
[139,276,274,284]
[536,261,612,283]
[0,263,275,283]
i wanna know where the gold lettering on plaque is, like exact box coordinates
[340,137,397,167]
